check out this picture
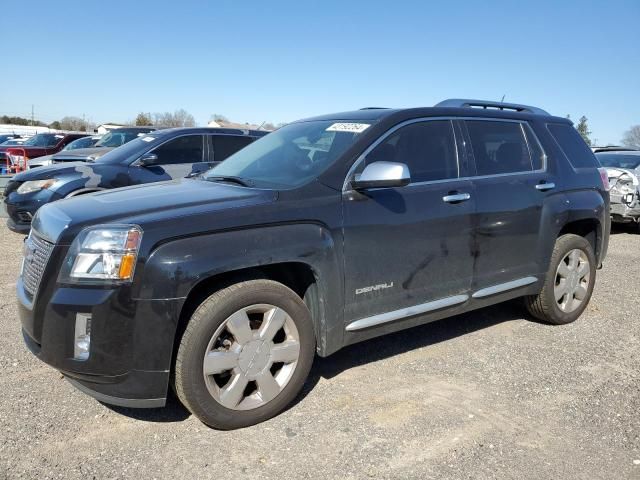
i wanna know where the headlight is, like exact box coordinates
[59,225,143,283]
[17,179,58,194]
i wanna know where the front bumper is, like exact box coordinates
[18,275,183,408]
[5,189,62,233]
[610,200,640,223]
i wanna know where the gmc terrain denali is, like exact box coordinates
[18,100,610,429]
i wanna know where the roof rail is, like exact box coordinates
[435,98,550,116]
[359,107,389,110]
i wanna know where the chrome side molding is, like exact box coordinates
[345,294,469,331]
[472,276,538,298]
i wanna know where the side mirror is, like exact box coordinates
[351,161,411,190]
[138,153,158,166]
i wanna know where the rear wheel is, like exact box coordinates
[524,234,596,325]
[174,280,315,429]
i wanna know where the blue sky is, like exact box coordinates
[3,0,638,144]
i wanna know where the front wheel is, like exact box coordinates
[174,280,316,429]
[524,234,596,325]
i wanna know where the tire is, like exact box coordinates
[174,279,316,429]
[524,234,596,325]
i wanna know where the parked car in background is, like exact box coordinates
[50,127,155,164]
[28,135,103,169]
[4,127,267,232]
[0,134,23,145]
[0,137,29,146]
[16,99,609,429]
[0,132,89,171]
[596,149,640,227]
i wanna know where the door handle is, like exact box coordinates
[535,182,555,191]
[442,193,471,203]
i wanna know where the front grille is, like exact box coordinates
[22,232,55,298]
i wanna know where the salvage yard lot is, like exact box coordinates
[0,225,638,479]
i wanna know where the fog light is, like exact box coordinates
[74,313,92,360]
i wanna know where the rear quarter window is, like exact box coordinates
[547,123,598,169]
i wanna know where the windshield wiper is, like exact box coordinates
[205,175,254,187]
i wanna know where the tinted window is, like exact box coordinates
[213,136,253,161]
[365,120,458,182]
[466,121,532,175]
[151,135,205,165]
[547,123,598,168]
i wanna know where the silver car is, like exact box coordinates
[596,150,640,226]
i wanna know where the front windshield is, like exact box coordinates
[94,134,161,164]
[596,153,640,169]
[95,130,144,148]
[204,120,371,188]
[23,134,62,147]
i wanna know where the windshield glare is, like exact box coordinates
[596,153,640,169]
[204,120,370,188]
[23,134,61,147]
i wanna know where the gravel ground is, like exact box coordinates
[0,224,638,479]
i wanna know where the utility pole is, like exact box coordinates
[31,104,34,126]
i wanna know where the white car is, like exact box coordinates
[596,150,640,226]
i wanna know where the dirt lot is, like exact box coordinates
[0,224,638,479]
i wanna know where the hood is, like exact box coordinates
[32,178,278,244]
[13,162,90,181]
[27,154,54,167]
[52,147,112,161]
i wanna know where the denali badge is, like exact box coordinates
[355,282,394,295]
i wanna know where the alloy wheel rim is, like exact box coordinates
[203,304,300,410]
[554,249,590,313]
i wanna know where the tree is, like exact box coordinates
[622,125,640,150]
[210,113,228,123]
[153,109,196,128]
[576,116,592,146]
[57,116,87,131]
[135,112,153,126]
[49,121,61,130]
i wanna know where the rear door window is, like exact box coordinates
[547,123,598,169]
[465,120,533,175]
[212,135,253,162]
[364,120,458,183]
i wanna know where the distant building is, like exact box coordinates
[0,124,53,136]
[95,123,125,134]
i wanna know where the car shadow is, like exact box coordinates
[610,223,637,235]
[103,300,534,424]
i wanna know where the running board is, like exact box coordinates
[472,276,538,299]
[345,294,469,331]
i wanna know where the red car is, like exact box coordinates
[0,132,88,172]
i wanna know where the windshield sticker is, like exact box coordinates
[141,136,156,142]
[326,123,370,134]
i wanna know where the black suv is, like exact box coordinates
[17,99,610,429]
[4,127,267,233]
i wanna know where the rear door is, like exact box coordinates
[462,119,551,292]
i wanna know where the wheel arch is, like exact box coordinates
[136,223,345,364]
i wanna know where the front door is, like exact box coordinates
[131,134,207,183]
[342,119,476,325]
